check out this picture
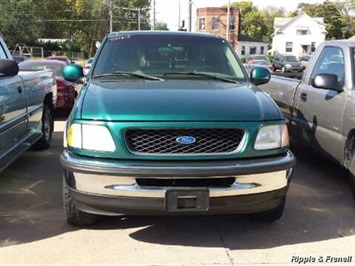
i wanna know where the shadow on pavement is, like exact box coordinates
[0,133,354,249]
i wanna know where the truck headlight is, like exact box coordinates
[254,124,289,150]
[66,123,116,152]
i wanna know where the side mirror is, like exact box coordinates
[250,67,271,85]
[312,73,343,92]
[63,64,84,83]
[0,59,19,77]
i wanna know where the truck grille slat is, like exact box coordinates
[125,129,244,155]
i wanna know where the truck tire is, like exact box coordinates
[345,135,355,201]
[350,170,355,201]
[33,104,53,150]
[63,176,97,226]
[248,197,285,222]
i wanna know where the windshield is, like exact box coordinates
[92,34,246,81]
[285,56,297,62]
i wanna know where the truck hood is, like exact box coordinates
[80,80,281,121]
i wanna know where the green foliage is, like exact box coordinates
[229,1,268,41]
[0,0,41,49]
[155,22,169,31]
[0,0,152,57]
[295,0,355,39]
[260,6,286,45]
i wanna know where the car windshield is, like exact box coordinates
[19,61,63,76]
[92,34,246,81]
[285,56,297,62]
[253,55,269,62]
[251,60,269,65]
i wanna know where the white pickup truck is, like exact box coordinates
[260,40,355,200]
[0,37,57,172]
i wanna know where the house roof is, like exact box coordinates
[274,12,325,33]
[238,35,264,43]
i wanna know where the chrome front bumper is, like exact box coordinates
[61,150,295,198]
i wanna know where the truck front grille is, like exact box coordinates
[125,128,244,155]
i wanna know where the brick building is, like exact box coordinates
[196,7,241,49]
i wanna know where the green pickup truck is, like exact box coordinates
[60,31,296,226]
[0,37,56,172]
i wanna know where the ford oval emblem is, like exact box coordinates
[176,136,196,145]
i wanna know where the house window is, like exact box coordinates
[297,29,308,35]
[241,46,245,56]
[286,42,293,53]
[211,17,219,30]
[311,42,316,52]
[199,18,206,31]
[260,46,265,54]
[230,16,235,31]
[250,46,256,55]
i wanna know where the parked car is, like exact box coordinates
[60,31,296,226]
[47,55,75,64]
[12,54,29,64]
[299,54,311,70]
[260,40,355,200]
[244,59,273,73]
[19,59,77,113]
[0,37,56,172]
[246,54,271,63]
[273,54,302,72]
[83,57,94,75]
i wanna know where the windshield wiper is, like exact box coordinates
[92,71,163,81]
[162,71,238,84]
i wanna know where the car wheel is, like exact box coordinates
[63,176,97,226]
[345,135,355,201]
[248,197,286,222]
[350,170,355,201]
[33,104,53,150]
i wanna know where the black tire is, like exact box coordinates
[350,171,355,201]
[63,176,97,226]
[248,197,286,222]
[345,136,355,201]
[33,104,53,150]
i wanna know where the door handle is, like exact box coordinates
[17,87,23,94]
[300,93,307,102]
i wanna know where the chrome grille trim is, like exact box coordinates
[124,128,245,156]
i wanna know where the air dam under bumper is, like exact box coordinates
[61,150,296,215]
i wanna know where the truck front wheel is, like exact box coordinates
[63,176,97,226]
[248,197,286,222]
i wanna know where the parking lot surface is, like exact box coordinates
[0,118,354,265]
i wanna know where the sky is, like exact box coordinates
[154,0,327,31]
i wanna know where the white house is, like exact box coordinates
[271,12,326,58]
[236,35,268,59]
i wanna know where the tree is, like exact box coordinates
[260,6,287,45]
[294,0,355,39]
[155,22,169,31]
[225,1,268,41]
[0,0,40,49]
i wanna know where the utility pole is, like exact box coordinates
[178,1,181,29]
[188,0,192,32]
[152,0,156,30]
[226,0,230,40]
[138,8,141,30]
[109,0,113,32]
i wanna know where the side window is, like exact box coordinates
[0,43,8,59]
[310,46,345,85]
